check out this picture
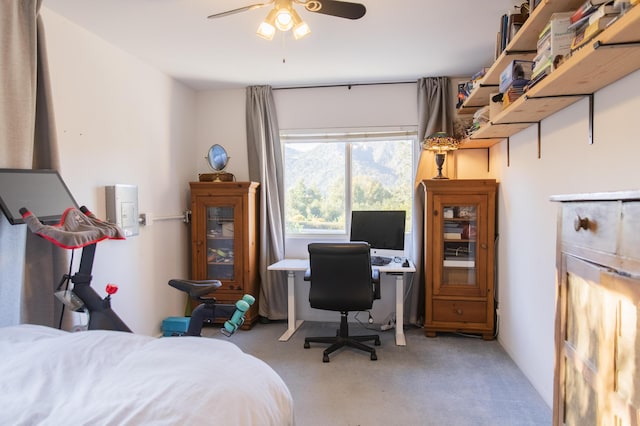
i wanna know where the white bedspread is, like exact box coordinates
[0,325,294,425]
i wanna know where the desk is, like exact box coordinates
[268,259,416,346]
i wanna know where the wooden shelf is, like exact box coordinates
[458,0,585,115]
[459,137,503,149]
[465,3,640,142]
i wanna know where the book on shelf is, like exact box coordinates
[534,12,575,75]
[495,13,509,58]
[443,259,475,268]
[588,2,620,24]
[571,14,617,51]
[568,13,592,31]
[506,12,528,45]
[532,57,553,79]
[444,233,463,240]
[570,0,612,24]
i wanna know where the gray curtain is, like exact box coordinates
[245,86,288,319]
[1,0,65,327]
[409,77,453,324]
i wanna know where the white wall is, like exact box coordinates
[42,8,198,335]
[492,68,640,407]
[195,89,250,180]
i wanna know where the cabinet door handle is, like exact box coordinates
[455,308,463,315]
[574,215,590,231]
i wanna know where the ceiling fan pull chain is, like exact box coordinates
[281,31,287,63]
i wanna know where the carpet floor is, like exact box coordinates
[204,320,551,426]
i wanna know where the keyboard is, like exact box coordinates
[371,256,392,266]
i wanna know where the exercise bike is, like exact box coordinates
[20,205,253,337]
[167,279,255,337]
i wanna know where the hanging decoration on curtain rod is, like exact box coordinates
[207,0,366,41]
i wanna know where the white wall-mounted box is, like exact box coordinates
[105,184,139,237]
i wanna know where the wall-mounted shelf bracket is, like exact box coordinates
[537,122,541,159]
[507,137,510,167]
[486,148,490,172]
[593,40,640,50]
[503,49,537,56]
[588,93,594,145]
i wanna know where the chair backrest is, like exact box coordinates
[307,242,374,312]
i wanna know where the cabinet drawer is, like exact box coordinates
[561,201,619,254]
[432,300,487,323]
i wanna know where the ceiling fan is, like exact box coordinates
[207,0,367,40]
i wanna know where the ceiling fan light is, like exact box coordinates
[256,21,276,40]
[292,11,310,39]
[256,9,277,40]
[275,9,294,31]
[293,21,311,39]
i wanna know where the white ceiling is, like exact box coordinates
[43,0,519,90]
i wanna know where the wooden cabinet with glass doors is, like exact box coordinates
[422,179,497,340]
[189,181,260,329]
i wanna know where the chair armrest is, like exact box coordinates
[304,268,311,281]
[372,269,381,300]
[371,269,380,283]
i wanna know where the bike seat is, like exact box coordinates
[168,279,221,299]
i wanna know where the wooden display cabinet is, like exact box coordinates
[551,192,640,425]
[422,179,497,340]
[189,181,260,328]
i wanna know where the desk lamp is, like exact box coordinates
[422,132,460,179]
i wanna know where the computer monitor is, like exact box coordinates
[349,210,406,258]
[0,168,79,225]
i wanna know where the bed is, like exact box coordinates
[0,324,294,425]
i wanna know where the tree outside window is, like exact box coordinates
[283,132,413,235]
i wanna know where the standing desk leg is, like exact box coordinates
[278,270,304,341]
[394,274,406,346]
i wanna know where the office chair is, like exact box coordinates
[303,242,381,362]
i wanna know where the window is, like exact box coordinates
[282,128,415,236]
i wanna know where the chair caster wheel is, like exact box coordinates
[304,341,310,349]
[370,353,377,361]
[374,339,381,346]
[323,354,330,362]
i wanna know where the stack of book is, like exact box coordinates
[569,0,623,51]
[503,83,527,108]
[499,60,534,107]
[444,223,464,240]
[530,12,575,88]
[495,11,528,59]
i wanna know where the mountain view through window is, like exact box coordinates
[283,136,413,235]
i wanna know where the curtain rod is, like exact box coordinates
[272,80,416,90]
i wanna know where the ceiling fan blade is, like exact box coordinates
[304,0,366,20]
[207,1,274,19]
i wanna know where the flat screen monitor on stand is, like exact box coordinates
[0,168,79,225]
[349,210,406,265]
